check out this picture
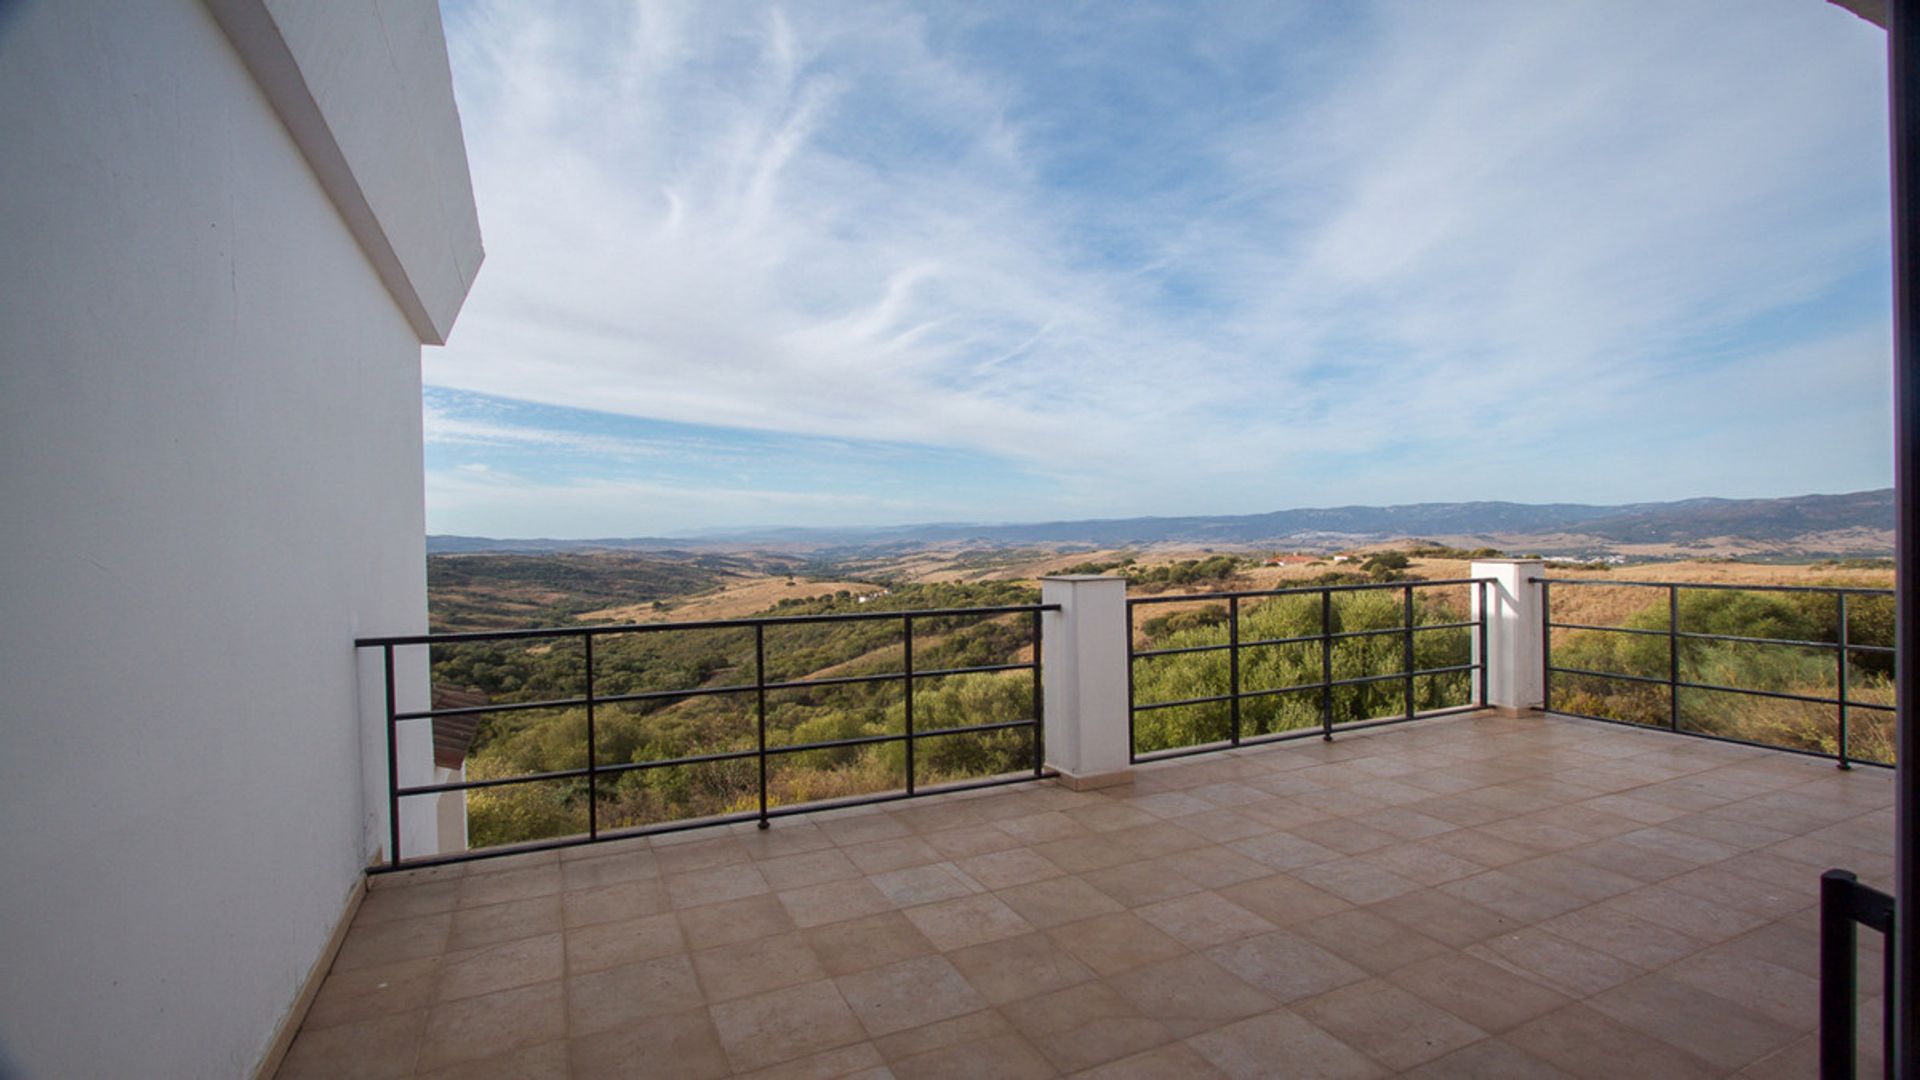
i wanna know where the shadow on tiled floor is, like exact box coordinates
[279,712,1894,1078]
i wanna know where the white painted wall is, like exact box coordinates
[0,0,478,1075]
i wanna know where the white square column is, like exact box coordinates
[1471,559,1546,715]
[1040,575,1133,789]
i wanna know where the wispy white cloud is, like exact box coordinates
[432,0,1891,530]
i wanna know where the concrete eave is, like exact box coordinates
[205,0,483,344]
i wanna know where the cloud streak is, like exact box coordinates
[430,0,1892,533]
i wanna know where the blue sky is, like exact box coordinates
[428,1,1893,538]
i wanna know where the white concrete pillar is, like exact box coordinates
[1041,575,1133,789]
[1471,559,1546,715]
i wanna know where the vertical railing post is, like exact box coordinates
[1402,584,1416,720]
[1040,575,1132,789]
[1228,596,1241,746]
[1541,579,1553,712]
[1837,592,1852,771]
[1030,609,1044,777]
[903,616,916,794]
[1821,869,1862,1079]
[1668,585,1682,732]
[384,643,399,868]
[1477,580,1490,708]
[1320,589,1334,740]
[1474,559,1547,716]
[584,632,597,839]
[755,624,768,829]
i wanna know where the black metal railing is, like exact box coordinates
[1534,578,1895,769]
[1127,578,1492,762]
[357,603,1057,870]
[1822,869,1896,1078]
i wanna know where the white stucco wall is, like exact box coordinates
[0,0,477,1075]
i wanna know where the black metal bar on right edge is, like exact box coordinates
[1893,3,1920,1070]
[1320,590,1334,741]
[1403,584,1415,721]
[1839,592,1853,772]
[1822,870,1862,1080]
[1668,584,1681,734]
[585,634,597,839]
[384,643,399,869]
[1030,609,1044,777]
[755,624,768,830]
[903,616,916,794]
[1540,580,1552,713]
[1228,596,1241,746]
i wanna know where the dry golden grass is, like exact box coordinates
[580,575,882,624]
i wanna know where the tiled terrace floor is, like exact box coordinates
[279,713,1896,1079]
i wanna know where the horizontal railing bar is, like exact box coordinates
[1531,577,1892,597]
[911,662,1038,679]
[1545,665,1671,687]
[357,603,1061,647]
[1131,664,1482,712]
[402,718,1045,795]
[1545,621,1672,638]
[1126,578,1495,607]
[372,770,1057,873]
[1546,665,1896,711]
[397,766,588,796]
[595,684,754,707]
[394,695,583,721]
[1133,622,1484,660]
[1543,708,1894,769]
[1131,704,1487,762]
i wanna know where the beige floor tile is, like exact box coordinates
[300,955,440,1031]
[667,862,770,908]
[565,910,686,973]
[276,1010,426,1080]
[1602,883,1772,943]
[952,846,1064,889]
[332,912,452,973]
[732,1041,884,1080]
[1079,1040,1228,1079]
[1536,904,1704,969]
[836,955,989,1037]
[1134,891,1275,949]
[776,877,897,929]
[692,930,827,1003]
[679,893,797,949]
[1294,979,1485,1071]
[1365,887,1517,948]
[417,1038,569,1080]
[437,933,564,1002]
[816,811,912,846]
[456,865,564,909]
[870,1007,1014,1061]
[902,893,1033,951]
[561,877,670,928]
[996,874,1125,928]
[1293,858,1424,905]
[561,848,659,891]
[869,862,978,907]
[1003,980,1175,1073]
[710,979,867,1072]
[1031,834,1138,874]
[448,894,564,952]
[652,835,751,874]
[1386,952,1570,1032]
[844,836,942,873]
[1047,911,1187,976]
[756,848,863,891]
[355,879,461,926]
[1400,1038,1573,1079]
[417,981,566,1073]
[1506,1004,1721,1080]
[569,1007,731,1080]
[805,909,938,976]
[923,822,1026,858]
[946,931,1095,1005]
[1104,954,1274,1037]
[1293,908,1449,975]
[1437,870,1586,922]
[1588,972,1798,1070]
[1187,1009,1386,1080]
[1227,831,1344,872]
[1205,929,1367,1003]
[889,1031,1055,1079]
[1215,872,1352,927]
[565,953,704,1035]
[1664,945,1818,1028]
[1081,859,1204,907]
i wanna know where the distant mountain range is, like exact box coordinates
[429,488,1894,556]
